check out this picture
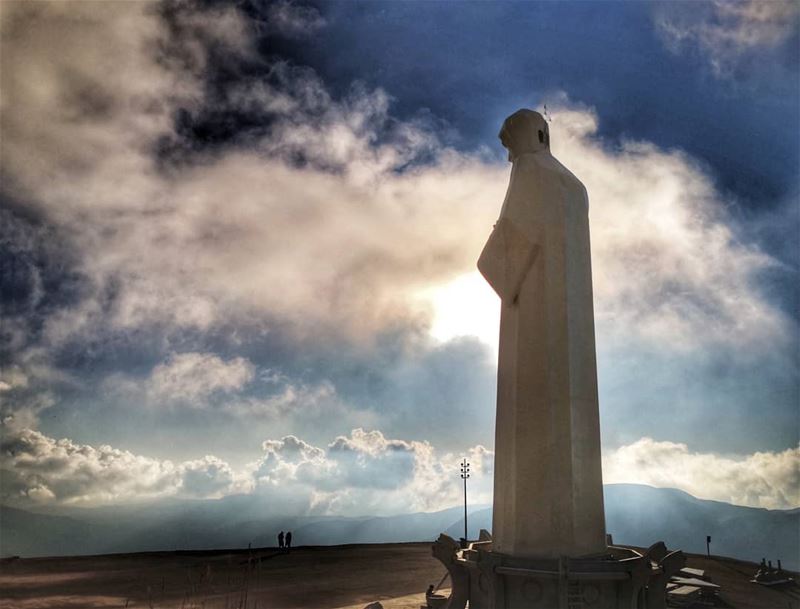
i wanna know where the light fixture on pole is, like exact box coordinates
[460,458,470,547]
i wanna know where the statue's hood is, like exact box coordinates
[499,109,550,161]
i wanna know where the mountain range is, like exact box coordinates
[2,484,797,570]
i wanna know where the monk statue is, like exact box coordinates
[478,109,606,558]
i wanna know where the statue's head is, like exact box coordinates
[499,109,549,161]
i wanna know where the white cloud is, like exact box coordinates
[0,427,243,506]
[0,0,500,343]
[180,455,238,498]
[547,98,789,353]
[0,360,63,434]
[604,437,800,509]
[105,357,347,421]
[225,379,338,418]
[0,424,492,512]
[655,0,799,77]
[3,425,796,512]
[148,352,255,404]
[249,428,494,515]
[256,431,800,515]
[259,0,326,38]
[0,367,28,392]
[0,1,183,198]
[0,0,790,359]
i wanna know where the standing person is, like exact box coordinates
[285,531,292,553]
[277,531,284,550]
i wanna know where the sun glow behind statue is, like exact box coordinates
[419,271,501,355]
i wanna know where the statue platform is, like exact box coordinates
[430,532,685,609]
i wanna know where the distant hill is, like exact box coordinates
[0,506,102,557]
[2,484,797,570]
[604,484,799,570]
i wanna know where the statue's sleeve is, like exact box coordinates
[477,160,542,304]
[478,218,539,304]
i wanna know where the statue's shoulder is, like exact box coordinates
[515,154,586,192]
[511,153,556,183]
[516,152,571,176]
[547,156,588,198]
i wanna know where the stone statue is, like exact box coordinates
[478,109,606,558]
[428,109,683,609]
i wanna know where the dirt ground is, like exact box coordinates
[1,543,798,609]
[0,543,445,609]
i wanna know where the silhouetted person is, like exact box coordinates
[285,531,292,552]
[278,531,285,549]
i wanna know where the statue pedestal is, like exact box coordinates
[431,534,684,609]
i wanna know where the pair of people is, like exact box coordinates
[277,530,293,551]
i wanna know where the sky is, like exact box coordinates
[0,0,798,517]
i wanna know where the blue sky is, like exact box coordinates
[0,0,798,514]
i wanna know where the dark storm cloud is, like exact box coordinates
[0,207,86,344]
[297,2,798,222]
[654,0,800,79]
[0,206,89,433]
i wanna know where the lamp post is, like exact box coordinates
[461,458,470,547]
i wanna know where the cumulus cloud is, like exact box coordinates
[603,437,800,509]
[655,0,800,77]
[250,428,494,515]
[5,424,795,513]
[0,424,492,513]
[0,427,243,506]
[180,455,238,497]
[247,430,800,517]
[148,352,255,404]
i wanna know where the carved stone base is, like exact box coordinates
[430,533,684,609]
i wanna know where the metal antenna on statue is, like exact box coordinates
[460,458,470,547]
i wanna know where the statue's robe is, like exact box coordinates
[478,145,606,558]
